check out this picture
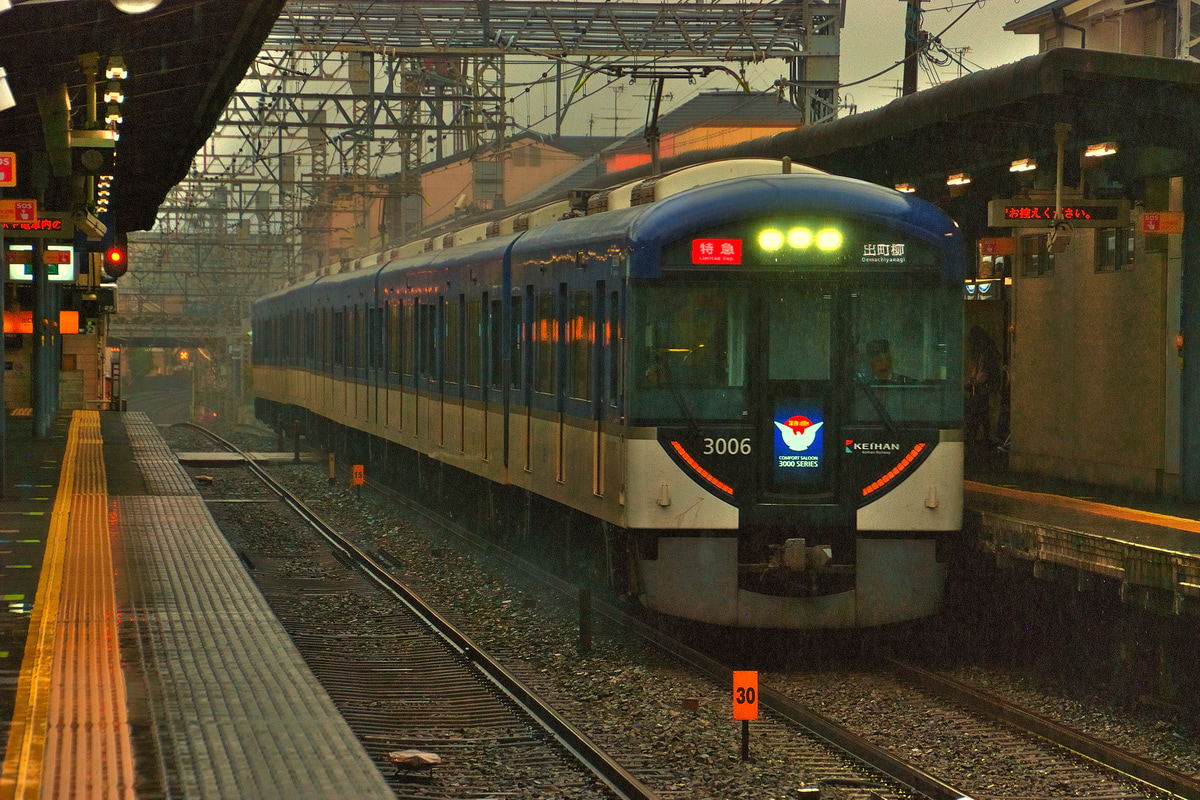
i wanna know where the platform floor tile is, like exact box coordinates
[113,414,394,799]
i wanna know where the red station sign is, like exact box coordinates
[0,152,15,188]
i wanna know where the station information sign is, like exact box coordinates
[1142,211,1184,234]
[0,199,36,224]
[988,199,1129,228]
[0,213,72,238]
[0,152,15,187]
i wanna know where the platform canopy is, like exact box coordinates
[0,0,286,233]
[631,48,1200,230]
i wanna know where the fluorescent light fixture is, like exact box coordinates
[103,82,124,104]
[105,103,123,124]
[894,183,916,193]
[946,172,971,186]
[0,67,14,113]
[1009,157,1037,173]
[111,0,162,11]
[1085,141,1117,158]
[0,0,11,13]
[105,56,127,81]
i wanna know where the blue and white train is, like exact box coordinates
[252,158,965,629]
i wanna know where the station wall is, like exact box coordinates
[1006,182,1182,495]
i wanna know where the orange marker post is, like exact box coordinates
[733,670,758,761]
[352,464,364,498]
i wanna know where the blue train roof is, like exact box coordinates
[510,171,961,281]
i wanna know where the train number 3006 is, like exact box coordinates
[703,437,752,456]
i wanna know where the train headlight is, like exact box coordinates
[816,229,842,250]
[787,228,812,248]
[758,229,784,251]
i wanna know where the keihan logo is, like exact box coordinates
[845,439,902,453]
[774,415,822,452]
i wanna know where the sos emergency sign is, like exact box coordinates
[732,671,758,720]
[0,152,15,187]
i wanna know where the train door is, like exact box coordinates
[757,279,841,502]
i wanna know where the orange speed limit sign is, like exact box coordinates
[351,464,364,486]
[732,671,758,720]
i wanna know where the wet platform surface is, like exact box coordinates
[1,411,394,799]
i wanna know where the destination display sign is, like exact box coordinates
[988,199,1129,228]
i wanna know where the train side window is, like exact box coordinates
[419,300,437,380]
[534,290,555,395]
[466,296,481,388]
[511,293,525,391]
[489,297,503,391]
[569,288,592,400]
[378,306,387,371]
[445,295,461,386]
[609,291,620,407]
[366,306,377,370]
[333,310,345,368]
[388,302,400,375]
[402,302,414,377]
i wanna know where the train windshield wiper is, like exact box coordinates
[854,374,900,438]
[654,353,703,440]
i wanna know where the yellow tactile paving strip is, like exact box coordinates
[967,480,1200,536]
[0,411,136,800]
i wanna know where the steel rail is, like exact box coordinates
[357,474,976,800]
[888,658,1200,800]
[174,424,660,800]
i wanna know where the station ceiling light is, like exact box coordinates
[1009,157,1037,173]
[946,172,971,186]
[894,182,916,193]
[105,56,127,81]
[1084,141,1117,158]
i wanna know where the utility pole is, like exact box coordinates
[902,0,922,96]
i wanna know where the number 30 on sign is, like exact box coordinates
[732,671,758,720]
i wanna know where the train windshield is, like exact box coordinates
[847,281,962,425]
[631,285,750,422]
[629,277,961,426]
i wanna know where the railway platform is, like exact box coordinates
[0,409,394,800]
[965,461,1200,617]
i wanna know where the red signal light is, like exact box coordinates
[102,245,128,279]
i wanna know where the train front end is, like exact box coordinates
[622,173,965,628]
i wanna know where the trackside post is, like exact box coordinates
[733,670,758,761]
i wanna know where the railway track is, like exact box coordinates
[175,425,653,799]
[171,423,1199,800]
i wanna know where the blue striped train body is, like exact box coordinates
[253,158,965,629]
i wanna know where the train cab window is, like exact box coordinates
[849,282,961,425]
[630,285,748,422]
[568,289,592,401]
[769,287,832,380]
